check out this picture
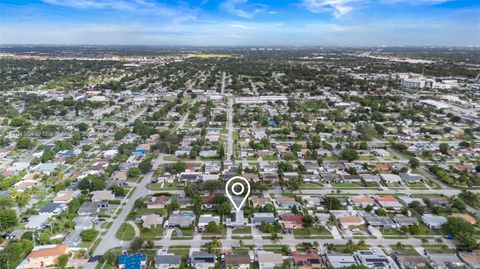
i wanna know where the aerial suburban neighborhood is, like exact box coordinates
[0,46,479,269]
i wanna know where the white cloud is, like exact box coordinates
[302,0,454,17]
[302,0,358,17]
[41,0,197,19]
[220,0,268,19]
[2,16,476,46]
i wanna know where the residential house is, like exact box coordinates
[250,196,273,208]
[325,251,357,269]
[243,173,261,182]
[458,250,480,269]
[118,253,147,269]
[184,162,202,172]
[450,213,476,225]
[33,163,58,175]
[202,174,220,182]
[147,196,171,209]
[421,214,447,229]
[397,196,425,207]
[39,203,67,216]
[392,254,428,269]
[375,163,391,173]
[354,248,397,269]
[393,215,418,227]
[260,172,279,182]
[198,214,221,231]
[253,213,276,225]
[111,171,128,181]
[224,255,251,269]
[17,244,69,269]
[399,173,423,183]
[280,214,304,232]
[189,252,216,268]
[204,162,221,174]
[350,196,375,208]
[154,253,181,269]
[374,196,403,210]
[427,253,464,269]
[276,196,298,208]
[380,174,402,184]
[53,190,80,204]
[320,172,338,183]
[179,172,202,183]
[200,150,218,158]
[141,214,164,229]
[360,174,381,183]
[73,216,95,230]
[25,215,50,230]
[91,190,116,202]
[292,250,322,269]
[257,252,283,269]
[165,211,195,228]
[177,197,193,208]
[337,216,364,229]
[227,210,248,227]
[362,213,396,228]
[342,175,362,183]
[78,201,104,216]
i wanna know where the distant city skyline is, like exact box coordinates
[1,0,479,46]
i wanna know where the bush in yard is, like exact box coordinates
[80,229,99,241]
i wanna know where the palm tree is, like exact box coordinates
[270,232,280,244]
[207,239,222,255]
[327,215,337,229]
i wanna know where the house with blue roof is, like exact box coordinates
[118,253,147,269]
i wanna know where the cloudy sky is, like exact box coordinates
[0,0,479,46]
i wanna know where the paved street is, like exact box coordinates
[85,154,167,269]
[226,96,234,161]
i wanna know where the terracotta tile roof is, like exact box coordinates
[375,163,390,171]
[352,196,374,203]
[451,213,477,224]
[292,250,322,266]
[375,195,398,202]
[338,216,363,223]
[28,244,68,258]
[280,214,304,225]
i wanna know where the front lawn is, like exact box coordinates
[390,244,419,255]
[299,182,324,189]
[422,244,456,254]
[140,225,164,240]
[407,182,428,189]
[332,182,378,189]
[232,227,252,234]
[171,228,194,240]
[116,223,135,241]
[293,227,333,239]
[380,228,408,239]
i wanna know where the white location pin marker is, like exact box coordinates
[225,176,251,211]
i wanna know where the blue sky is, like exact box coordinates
[0,0,479,46]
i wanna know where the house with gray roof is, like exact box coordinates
[39,203,67,216]
[154,254,181,269]
[362,213,396,228]
[253,213,276,225]
[189,252,216,268]
[326,251,357,269]
[78,201,106,215]
[421,214,447,229]
[165,211,195,228]
[25,215,49,230]
[399,173,423,183]
[393,215,418,227]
